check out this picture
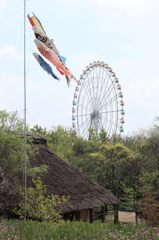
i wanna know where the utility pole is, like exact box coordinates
[24,0,27,220]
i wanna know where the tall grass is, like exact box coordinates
[1,219,159,240]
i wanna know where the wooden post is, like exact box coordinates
[105,205,108,215]
[113,205,119,224]
[77,211,80,221]
[101,206,105,222]
[84,209,89,222]
[90,209,93,223]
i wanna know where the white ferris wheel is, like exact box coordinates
[72,61,125,139]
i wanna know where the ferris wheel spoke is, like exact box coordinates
[98,76,117,108]
[100,120,113,136]
[98,73,116,104]
[96,74,111,109]
[97,68,108,104]
[95,67,103,107]
[79,117,91,138]
[98,90,117,112]
[100,114,118,129]
[76,113,91,117]
[78,103,92,113]
[110,100,114,134]
[88,68,100,106]
[80,95,92,118]
[78,115,91,129]
[84,77,97,108]
[78,85,93,109]
[94,68,100,106]
[79,76,96,108]
[99,95,118,111]
[90,68,97,101]
[100,106,117,134]
[83,120,92,139]
[100,110,120,115]
[83,84,98,109]
[98,95,116,110]
[97,71,111,103]
[98,67,107,98]
[102,114,116,135]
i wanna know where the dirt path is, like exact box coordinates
[106,211,136,223]
[118,211,136,222]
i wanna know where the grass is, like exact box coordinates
[1,219,159,240]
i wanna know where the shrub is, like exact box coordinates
[139,191,159,225]
[13,177,69,221]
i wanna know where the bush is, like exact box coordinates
[139,191,159,225]
[13,177,69,221]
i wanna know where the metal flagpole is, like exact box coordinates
[24,0,27,220]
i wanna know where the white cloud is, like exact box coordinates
[116,60,137,68]
[124,79,159,110]
[0,73,24,110]
[0,45,22,61]
[78,0,157,18]
[67,53,98,75]
[0,74,23,91]
[122,78,159,110]
[126,5,152,18]
[130,79,159,97]
[111,0,148,8]
[0,0,5,9]
[0,99,6,109]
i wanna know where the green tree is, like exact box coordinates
[90,142,133,223]
[90,143,132,196]
[121,121,159,219]
[0,110,24,132]
[99,128,109,143]
[124,119,159,193]
[69,136,101,179]
[0,110,48,214]
[120,154,144,222]
[0,110,48,183]
[46,126,76,162]
[30,124,47,136]
[14,177,69,221]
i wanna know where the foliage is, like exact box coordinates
[47,126,76,162]
[30,124,47,136]
[3,109,159,218]
[13,177,69,221]
[0,110,24,133]
[0,110,49,181]
[31,125,76,162]
[1,219,159,240]
[99,127,109,143]
[0,110,48,214]
[0,110,47,173]
[90,143,133,196]
[140,191,159,226]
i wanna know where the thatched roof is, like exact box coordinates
[0,133,120,215]
[28,133,121,213]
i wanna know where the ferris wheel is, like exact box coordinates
[72,61,125,139]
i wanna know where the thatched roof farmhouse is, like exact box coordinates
[0,133,120,222]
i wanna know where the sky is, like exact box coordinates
[0,0,159,137]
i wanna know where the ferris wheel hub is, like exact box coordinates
[90,108,100,119]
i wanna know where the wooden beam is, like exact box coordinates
[90,209,93,223]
